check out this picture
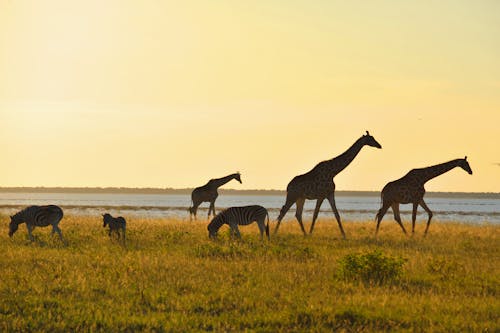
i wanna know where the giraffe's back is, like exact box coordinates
[382,176,425,204]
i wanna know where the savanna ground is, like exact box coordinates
[0,214,498,332]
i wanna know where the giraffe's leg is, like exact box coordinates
[309,198,324,234]
[419,199,433,236]
[295,197,307,235]
[327,194,345,238]
[411,202,418,235]
[192,201,201,220]
[208,201,216,219]
[375,201,391,235]
[392,203,407,234]
[274,195,295,234]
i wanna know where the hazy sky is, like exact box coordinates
[1,1,499,192]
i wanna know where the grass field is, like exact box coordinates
[0,214,498,332]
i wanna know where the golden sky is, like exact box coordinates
[1,1,499,192]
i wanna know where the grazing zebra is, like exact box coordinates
[9,205,65,243]
[207,205,270,240]
[102,213,126,242]
[189,172,242,220]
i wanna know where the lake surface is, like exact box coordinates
[1,192,499,224]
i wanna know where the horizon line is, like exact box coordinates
[0,186,499,196]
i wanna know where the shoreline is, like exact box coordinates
[1,187,500,199]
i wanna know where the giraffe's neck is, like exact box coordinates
[414,159,462,184]
[210,174,238,189]
[324,137,365,177]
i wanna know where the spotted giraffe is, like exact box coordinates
[375,157,473,235]
[189,173,242,220]
[275,131,382,237]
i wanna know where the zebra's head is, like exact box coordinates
[207,217,221,239]
[102,213,111,227]
[8,216,20,237]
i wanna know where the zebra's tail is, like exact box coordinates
[265,211,270,240]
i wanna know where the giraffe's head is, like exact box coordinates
[234,172,242,183]
[459,156,473,175]
[362,131,382,149]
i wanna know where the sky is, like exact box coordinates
[1,0,499,192]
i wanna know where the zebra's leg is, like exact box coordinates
[327,193,345,238]
[53,225,66,244]
[419,199,433,236]
[229,223,241,239]
[392,203,407,234]
[274,195,295,234]
[27,224,35,242]
[309,198,324,234]
[295,197,307,235]
[257,219,266,240]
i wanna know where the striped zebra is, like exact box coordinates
[102,213,126,242]
[9,205,65,243]
[207,205,270,240]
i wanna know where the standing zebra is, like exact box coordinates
[102,213,126,243]
[9,205,65,243]
[207,205,270,240]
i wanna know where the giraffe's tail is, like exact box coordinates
[375,192,384,222]
[188,199,194,215]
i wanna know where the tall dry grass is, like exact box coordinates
[0,214,498,332]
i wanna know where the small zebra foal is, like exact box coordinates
[9,205,65,243]
[102,213,126,242]
[207,205,270,240]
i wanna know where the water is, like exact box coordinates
[1,192,499,224]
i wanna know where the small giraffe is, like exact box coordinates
[375,157,473,236]
[189,173,242,220]
[275,131,382,237]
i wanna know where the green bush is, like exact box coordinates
[337,249,406,285]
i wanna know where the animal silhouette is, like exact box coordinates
[375,157,473,235]
[189,173,242,220]
[275,131,382,236]
[9,205,65,243]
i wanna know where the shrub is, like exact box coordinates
[337,249,406,285]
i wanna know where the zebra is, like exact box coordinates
[207,205,270,240]
[9,205,65,243]
[102,213,126,242]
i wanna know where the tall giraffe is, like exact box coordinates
[189,173,242,220]
[275,131,382,236]
[375,157,473,236]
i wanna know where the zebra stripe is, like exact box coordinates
[207,205,269,240]
[9,205,65,243]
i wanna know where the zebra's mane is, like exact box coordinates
[12,205,41,219]
[207,215,225,232]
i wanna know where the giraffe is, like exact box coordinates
[189,173,242,220]
[375,157,473,236]
[274,131,382,237]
